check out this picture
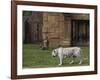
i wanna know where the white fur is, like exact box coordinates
[52,47,83,65]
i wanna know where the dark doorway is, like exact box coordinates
[24,19,31,43]
[31,22,42,43]
[71,20,89,46]
[24,20,42,43]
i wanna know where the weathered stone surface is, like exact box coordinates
[71,14,89,20]
[42,13,70,47]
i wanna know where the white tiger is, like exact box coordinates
[52,47,83,65]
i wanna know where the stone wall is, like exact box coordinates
[42,13,70,47]
[42,13,89,47]
[23,12,89,47]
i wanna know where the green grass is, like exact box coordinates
[23,44,89,68]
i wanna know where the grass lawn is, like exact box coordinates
[23,44,89,68]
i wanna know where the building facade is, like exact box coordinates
[23,11,89,47]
